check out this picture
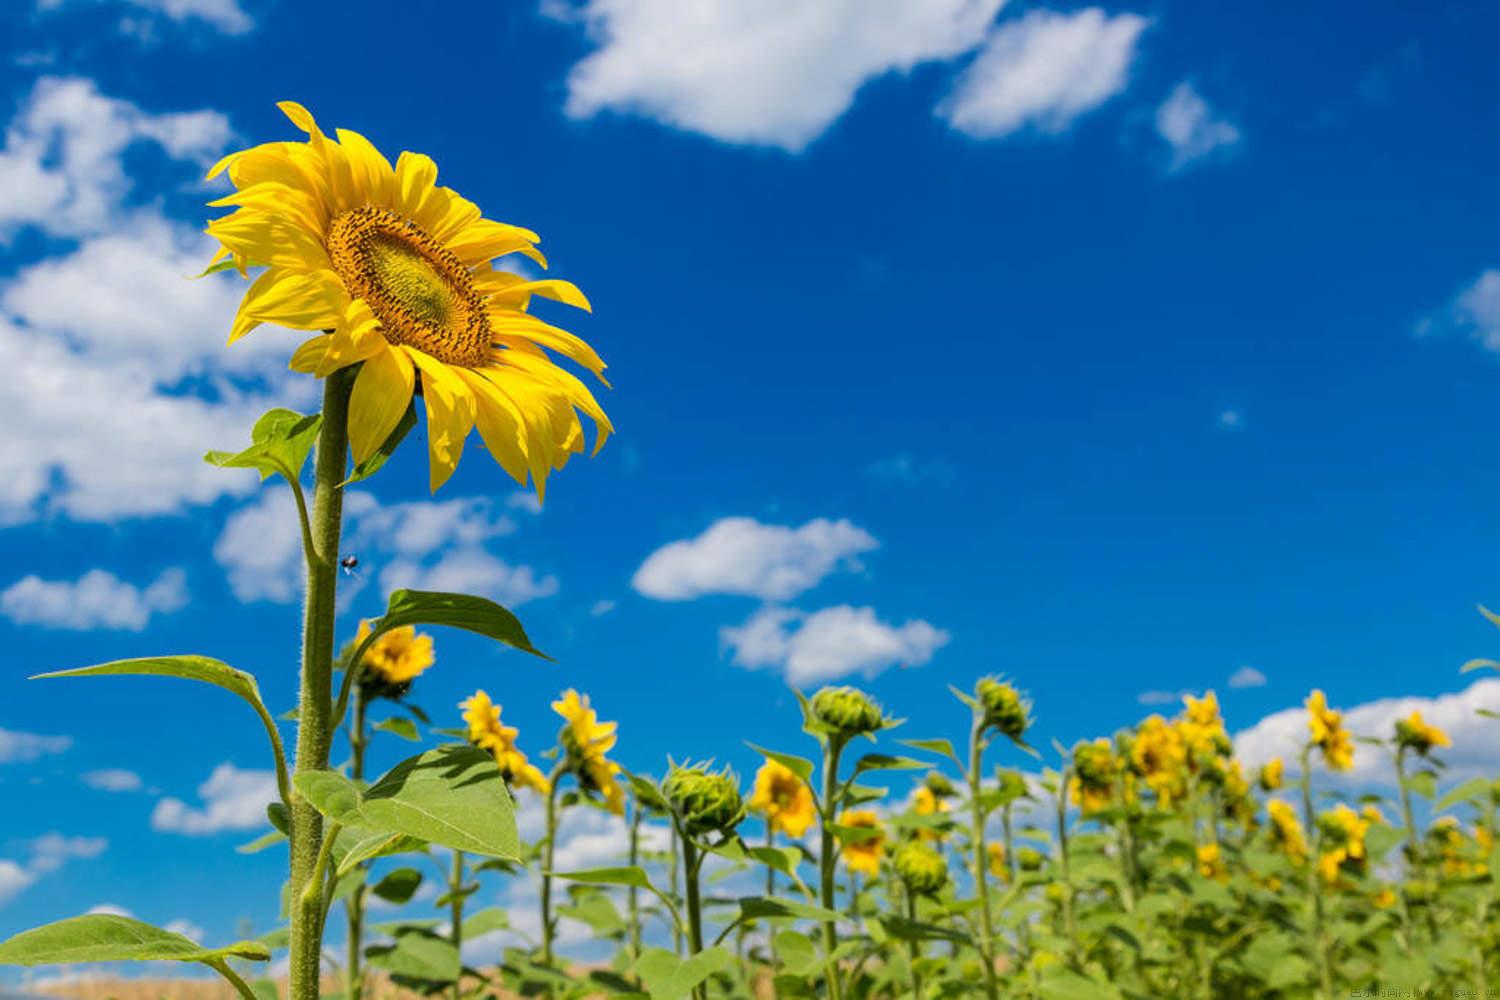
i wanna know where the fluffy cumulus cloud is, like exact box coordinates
[1154,80,1241,172]
[215,488,558,609]
[721,604,950,685]
[1430,269,1500,352]
[633,517,878,602]
[0,727,72,763]
[0,833,108,907]
[0,77,312,524]
[1234,678,1500,786]
[939,8,1149,139]
[37,0,253,36]
[151,763,278,835]
[0,567,187,630]
[552,0,1005,151]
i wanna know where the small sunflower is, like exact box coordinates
[1130,715,1187,807]
[1305,690,1354,772]
[1069,738,1118,816]
[748,759,816,839]
[1266,799,1308,862]
[352,619,434,699]
[460,689,549,795]
[986,841,1010,882]
[552,688,625,815]
[206,102,611,496]
[1257,757,1285,792]
[1196,843,1228,882]
[1394,710,1451,757]
[1316,804,1370,885]
[838,810,885,876]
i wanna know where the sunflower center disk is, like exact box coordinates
[326,207,491,367]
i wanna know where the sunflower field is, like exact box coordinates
[0,103,1497,1000]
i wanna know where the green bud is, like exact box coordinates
[923,771,957,799]
[975,677,1028,739]
[811,686,885,739]
[893,841,948,896]
[1016,846,1045,871]
[996,769,1028,803]
[663,763,744,836]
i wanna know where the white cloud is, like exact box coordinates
[721,604,949,685]
[0,76,230,239]
[1155,80,1241,171]
[633,517,878,602]
[164,918,205,942]
[1227,665,1266,689]
[1434,269,1500,352]
[216,489,556,608]
[939,8,1149,140]
[38,0,253,35]
[1234,678,1500,786]
[0,567,187,630]
[1217,408,1243,429]
[151,763,277,835]
[553,0,1006,151]
[589,599,616,617]
[0,833,108,908]
[81,768,144,792]
[86,903,133,917]
[1136,688,1193,706]
[0,727,72,763]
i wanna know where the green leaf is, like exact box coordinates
[365,931,459,983]
[634,945,734,1000]
[736,897,841,923]
[461,907,509,938]
[334,829,424,876]
[1407,770,1438,800]
[899,738,962,768]
[558,894,626,936]
[343,401,416,485]
[850,753,926,778]
[1038,969,1123,1000]
[1435,776,1493,813]
[829,823,883,845]
[773,930,821,976]
[549,866,655,891]
[205,408,322,485]
[375,590,549,660]
[1461,658,1500,674]
[371,867,423,904]
[294,770,363,823]
[0,915,270,966]
[744,744,815,787]
[373,717,421,742]
[250,979,279,1000]
[236,829,287,854]
[360,746,519,858]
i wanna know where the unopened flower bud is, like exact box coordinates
[893,841,948,896]
[663,764,744,836]
[975,677,1028,739]
[811,686,885,740]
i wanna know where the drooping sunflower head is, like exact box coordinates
[893,841,948,896]
[747,759,816,839]
[1266,799,1308,862]
[1257,757,1285,792]
[206,102,612,497]
[1069,738,1118,816]
[352,620,434,700]
[551,688,624,815]
[664,763,744,837]
[1130,714,1187,807]
[459,689,550,796]
[975,676,1029,740]
[1394,710,1451,757]
[1304,690,1355,772]
[838,810,885,876]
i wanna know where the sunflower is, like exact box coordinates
[1266,799,1308,862]
[986,841,1010,882]
[748,759,816,839]
[1305,690,1354,772]
[1196,843,1228,882]
[1069,738,1118,816]
[838,810,885,876]
[1257,757,1284,792]
[205,102,611,496]
[1316,804,1369,885]
[552,688,625,815]
[1130,715,1187,807]
[460,689,550,795]
[352,619,433,698]
[1394,710,1451,757]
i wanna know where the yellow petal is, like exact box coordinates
[289,334,333,373]
[347,342,416,464]
[456,368,531,486]
[492,313,608,379]
[278,101,321,136]
[335,128,395,207]
[314,299,386,377]
[393,151,439,222]
[233,268,346,340]
[404,348,477,492]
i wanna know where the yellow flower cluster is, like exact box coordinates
[1431,817,1490,878]
[1395,710,1451,757]
[1069,738,1119,816]
[839,810,885,875]
[1267,799,1308,862]
[748,760,816,839]
[552,689,625,815]
[1196,843,1228,882]
[459,689,549,795]
[986,841,1009,882]
[1317,804,1370,885]
[1129,715,1187,807]
[1305,690,1355,772]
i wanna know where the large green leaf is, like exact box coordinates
[736,896,840,923]
[634,946,733,1000]
[375,590,548,660]
[0,914,269,966]
[899,738,962,768]
[296,747,519,859]
[849,753,926,778]
[744,744,815,787]
[371,867,424,904]
[1435,775,1493,814]
[461,907,509,938]
[205,408,322,485]
[549,866,655,890]
[365,931,459,983]
[557,894,626,936]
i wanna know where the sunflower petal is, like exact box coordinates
[348,343,416,465]
[335,128,395,207]
[456,368,531,486]
[403,348,477,492]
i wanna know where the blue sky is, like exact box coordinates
[1,0,1499,962]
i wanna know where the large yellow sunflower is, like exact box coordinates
[205,102,611,495]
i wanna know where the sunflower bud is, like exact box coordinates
[663,764,744,837]
[923,771,957,799]
[975,677,1028,739]
[996,769,1029,803]
[1016,846,1045,871]
[811,686,885,740]
[893,841,948,896]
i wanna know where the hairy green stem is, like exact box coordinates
[628,796,643,965]
[288,369,353,1000]
[967,720,1000,1000]
[905,888,923,1000]
[669,822,683,955]
[451,848,466,1000]
[681,833,707,1000]
[1056,766,1080,970]
[344,687,368,1000]
[1299,746,1335,1000]
[540,763,564,972]
[819,738,846,1000]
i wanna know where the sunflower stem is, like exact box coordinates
[680,830,708,1000]
[288,368,353,1000]
[818,737,846,1000]
[967,719,1000,1000]
[1299,745,1335,1000]
[450,848,466,1000]
[541,762,564,975]
[344,686,369,1000]
[628,793,644,968]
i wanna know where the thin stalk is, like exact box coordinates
[669,823,683,955]
[1002,801,1030,962]
[344,687,369,1000]
[206,959,261,1000]
[681,832,707,1000]
[288,369,354,1000]
[1298,746,1335,1000]
[628,797,644,964]
[540,763,565,971]
[905,889,923,1000]
[1393,746,1421,950]
[967,720,1000,1000]
[819,738,846,1000]
[763,823,777,974]
[1056,766,1080,969]
[450,849,466,1000]
[1474,795,1496,1000]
